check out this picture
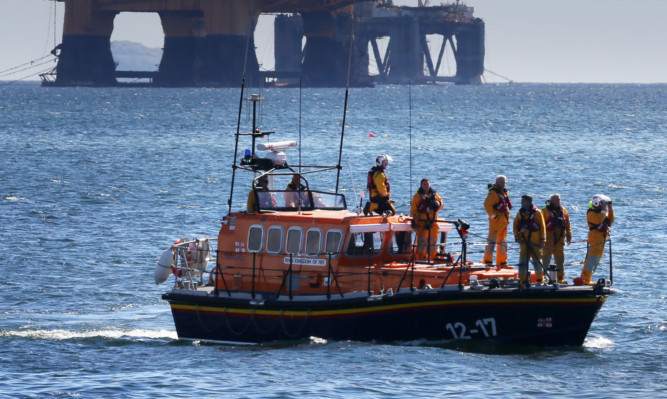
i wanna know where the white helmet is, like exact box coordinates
[376,154,393,167]
[591,194,611,208]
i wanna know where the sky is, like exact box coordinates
[1,0,666,83]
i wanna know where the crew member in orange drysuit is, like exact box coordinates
[410,178,444,261]
[483,175,512,270]
[513,195,547,287]
[364,154,396,215]
[541,194,572,284]
[581,194,614,284]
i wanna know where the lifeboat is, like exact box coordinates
[158,93,615,347]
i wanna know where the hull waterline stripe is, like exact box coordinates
[170,296,607,319]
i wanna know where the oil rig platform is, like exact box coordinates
[43,0,484,87]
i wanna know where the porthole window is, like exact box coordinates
[325,230,343,255]
[267,226,284,254]
[248,225,264,253]
[286,227,303,255]
[305,229,322,256]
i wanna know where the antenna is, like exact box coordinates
[227,0,257,215]
[299,79,302,175]
[409,80,413,193]
[335,25,355,195]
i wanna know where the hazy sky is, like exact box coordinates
[2,0,666,83]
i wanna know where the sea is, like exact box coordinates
[1,82,665,398]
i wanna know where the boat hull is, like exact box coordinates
[163,285,612,346]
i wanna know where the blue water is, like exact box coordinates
[1,82,665,398]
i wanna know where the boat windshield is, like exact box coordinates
[254,189,346,211]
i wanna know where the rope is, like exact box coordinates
[0,55,53,76]
[0,57,55,78]
[1,65,56,87]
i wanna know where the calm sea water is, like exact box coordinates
[1,82,665,398]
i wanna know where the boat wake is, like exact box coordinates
[1,328,178,341]
[584,335,614,349]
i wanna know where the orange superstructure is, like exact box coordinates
[213,209,518,296]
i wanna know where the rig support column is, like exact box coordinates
[301,7,369,87]
[199,0,260,86]
[386,16,422,83]
[156,11,204,86]
[55,0,117,86]
[454,21,484,85]
[274,14,304,78]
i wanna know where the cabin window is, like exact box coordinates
[267,226,284,254]
[247,225,264,253]
[346,232,382,256]
[286,227,303,255]
[391,231,414,254]
[305,228,322,256]
[324,229,344,255]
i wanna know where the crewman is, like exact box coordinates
[284,174,310,208]
[581,194,614,285]
[410,178,444,261]
[513,195,547,287]
[247,175,276,212]
[364,154,396,215]
[483,175,513,270]
[541,194,572,284]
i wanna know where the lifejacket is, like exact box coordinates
[545,204,567,231]
[588,208,611,233]
[416,188,439,213]
[367,166,390,194]
[489,184,512,213]
[519,206,540,233]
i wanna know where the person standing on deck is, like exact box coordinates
[581,194,614,285]
[541,194,572,284]
[364,154,396,216]
[513,195,547,287]
[483,175,513,270]
[410,178,444,262]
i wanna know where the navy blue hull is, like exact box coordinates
[164,287,611,346]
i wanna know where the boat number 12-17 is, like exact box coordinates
[445,318,497,339]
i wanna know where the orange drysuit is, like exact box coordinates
[541,204,572,282]
[410,189,444,261]
[483,185,512,267]
[582,204,614,283]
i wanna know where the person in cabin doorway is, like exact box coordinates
[410,178,444,261]
[483,175,513,270]
[363,154,396,216]
[247,175,276,212]
[541,194,572,284]
[284,174,311,208]
[581,194,614,285]
[513,195,547,288]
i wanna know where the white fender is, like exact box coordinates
[154,249,174,284]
